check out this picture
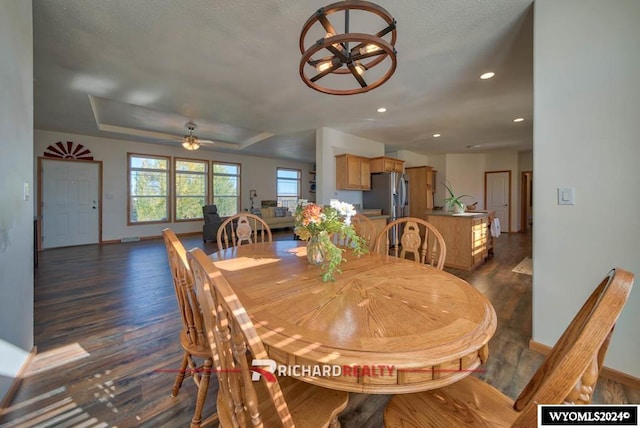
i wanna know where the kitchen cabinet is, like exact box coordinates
[369,156,404,173]
[425,212,489,271]
[405,166,435,218]
[335,154,371,190]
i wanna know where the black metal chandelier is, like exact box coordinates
[299,0,397,95]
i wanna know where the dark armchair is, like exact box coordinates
[202,205,223,242]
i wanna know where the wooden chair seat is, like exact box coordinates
[384,375,518,428]
[384,268,635,428]
[217,376,348,428]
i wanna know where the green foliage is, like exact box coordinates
[443,181,471,211]
[176,165,207,220]
[130,158,169,222]
[294,201,368,282]
[213,166,239,216]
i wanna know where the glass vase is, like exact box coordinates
[306,235,325,265]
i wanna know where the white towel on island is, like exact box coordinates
[490,217,501,237]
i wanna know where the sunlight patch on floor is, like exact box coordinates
[512,257,533,275]
[24,343,90,377]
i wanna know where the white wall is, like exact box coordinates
[315,127,385,206]
[445,154,486,209]
[391,150,430,168]
[0,0,33,400]
[534,0,640,377]
[519,150,533,172]
[34,130,313,242]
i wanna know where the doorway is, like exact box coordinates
[520,171,533,233]
[485,171,511,233]
[38,158,102,249]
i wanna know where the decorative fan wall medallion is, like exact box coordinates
[44,141,94,160]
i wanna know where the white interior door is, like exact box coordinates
[486,171,510,232]
[42,159,100,249]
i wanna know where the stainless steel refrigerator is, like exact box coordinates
[362,172,409,220]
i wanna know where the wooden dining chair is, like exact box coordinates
[384,267,635,428]
[187,247,349,428]
[217,213,272,250]
[162,229,217,428]
[351,213,378,251]
[375,217,447,270]
[330,213,377,252]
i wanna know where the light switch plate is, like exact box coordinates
[557,187,575,205]
[23,182,30,201]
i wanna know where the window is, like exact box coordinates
[128,154,170,224]
[175,159,208,221]
[276,168,301,211]
[212,162,240,217]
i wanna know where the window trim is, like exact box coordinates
[173,157,209,223]
[211,161,242,216]
[276,167,302,211]
[127,152,171,226]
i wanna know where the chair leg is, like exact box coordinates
[190,358,213,428]
[172,352,189,397]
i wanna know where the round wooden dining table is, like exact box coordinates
[210,240,496,394]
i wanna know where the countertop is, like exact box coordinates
[425,210,488,218]
[359,209,389,220]
[364,215,390,220]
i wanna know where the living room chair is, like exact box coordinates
[202,205,222,243]
[375,217,447,270]
[217,213,272,249]
[187,248,349,427]
[162,229,217,428]
[384,267,635,428]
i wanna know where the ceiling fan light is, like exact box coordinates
[182,136,200,151]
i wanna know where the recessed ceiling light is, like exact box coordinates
[377,107,387,113]
[480,72,495,80]
[513,117,524,122]
[466,144,481,149]
[433,133,441,138]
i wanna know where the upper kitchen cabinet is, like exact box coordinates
[335,154,371,190]
[405,166,436,218]
[369,156,404,173]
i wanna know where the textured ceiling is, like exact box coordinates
[33,0,534,162]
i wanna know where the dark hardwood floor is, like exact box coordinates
[1,230,638,427]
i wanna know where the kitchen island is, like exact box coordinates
[359,209,390,237]
[425,211,490,270]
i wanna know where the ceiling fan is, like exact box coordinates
[180,122,214,151]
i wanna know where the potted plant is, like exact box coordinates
[443,182,471,214]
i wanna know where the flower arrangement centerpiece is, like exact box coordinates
[294,199,367,281]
